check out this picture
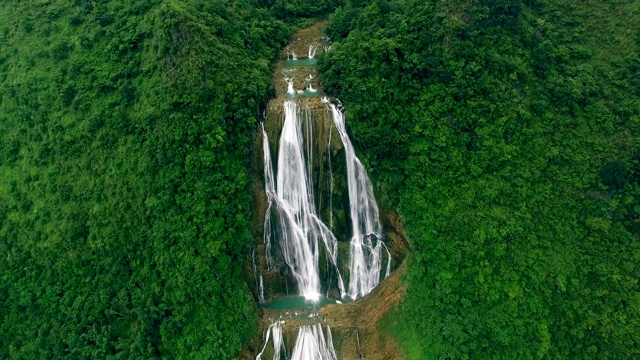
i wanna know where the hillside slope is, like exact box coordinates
[0,1,292,358]
[319,0,640,358]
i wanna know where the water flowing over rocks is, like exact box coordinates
[243,21,409,360]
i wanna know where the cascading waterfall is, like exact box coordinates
[325,324,337,356]
[291,324,338,360]
[255,321,285,360]
[260,103,346,355]
[262,101,344,301]
[323,98,391,300]
[308,44,317,59]
[252,248,266,303]
[258,275,265,304]
[305,74,317,93]
[257,322,338,360]
[257,26,396,358]
[278,100,322,300]
[285,78,295,95]
[261,123,275,270]
[327,128,334,231]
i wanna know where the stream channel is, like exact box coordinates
[247,22,408,360]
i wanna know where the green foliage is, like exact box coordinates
[600,161,629,191]
[270,0,345,20]
[320,0,640,358]
[325,2,363,40]
[0,0,295,358]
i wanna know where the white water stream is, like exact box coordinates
[291,323,338,360]
[262,103,344,302]
[255,321,285,360]
[308,44,317,59]
[323,98,391,299]
[256,321,337,360]
[257,34,391,359]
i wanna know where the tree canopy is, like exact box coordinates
[1,0,638,358]
[0,0,330,358]
[319,0,639,358]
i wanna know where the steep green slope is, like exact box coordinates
[0,1,292,358]
[320,0,639,358]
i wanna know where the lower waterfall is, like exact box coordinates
[256,321,337,360]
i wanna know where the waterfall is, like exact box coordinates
[261,123,275,270]
[252,248,266,303]
[286,78,295,95]
[325,325,337,357]
[291,324,339,360]
[256,25,398,359]
[277,101,321,300]
[261,97,390,303]
[257,322,338,360]
[327,127,334,230]
[323,98,391,300]
[262,102,344,301]
[308,44,317,59]
[305,75,317,93]
[255,321,285,360]
[272,323,285,360]
[258,275,265,304]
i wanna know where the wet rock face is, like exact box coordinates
[256,92,407,304]
[258,103,350,301]
[243,21,409,360]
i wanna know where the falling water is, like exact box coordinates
[355,328,363,359]
[257,322,338,360]
[262,76,390,303]
[255,321,285,360]
[252,249,266,303]
[323,98,391,300]
[258,275,265,304]
[262,101,344,301]
[286,78,295,95]
[305,75,317,93]
[308,44,317,59]
[261,123,275,270]
[325,325,337,357]
[327,128,334,230]
[291,324,339,360]
[277,101,321,300]
[257,25,396,358]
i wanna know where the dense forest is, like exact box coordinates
[319,0,639,358]
[0,0,332,358]
[1,0,638,359]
